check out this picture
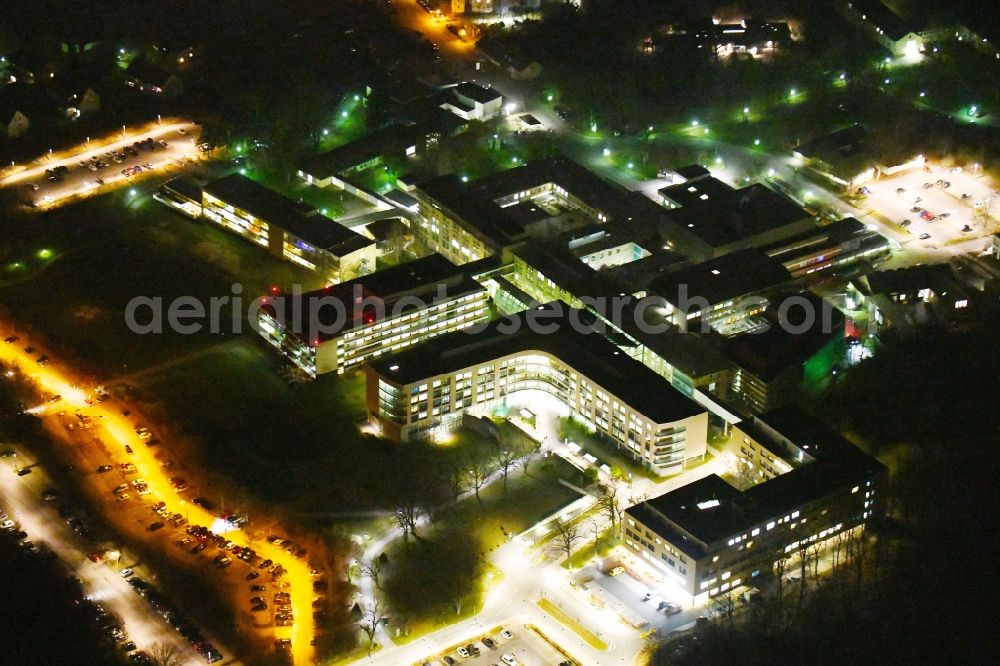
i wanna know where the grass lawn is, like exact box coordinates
[563,530,618,571]
[436,455,588,552]
[0,194,319,374]
[131,339,380,512]
[381,456,584,642]
[536,597,608,650]
[389,563,504,647]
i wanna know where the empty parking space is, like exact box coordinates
[860,163,998,248]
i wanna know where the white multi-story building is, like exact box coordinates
[623,409,886,605]
[257,254,490,376]
[366,303,709,475]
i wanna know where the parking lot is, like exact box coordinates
[574,564,688,635]
[859,162,999,250]
[422,622,572,666]
[0,122,201,209]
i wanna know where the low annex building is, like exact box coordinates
[201,173,376,279]
[623,408,886,604]
[366,303,709,475]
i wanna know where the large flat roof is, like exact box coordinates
[201,173,371,254]
[279,214,373,256]
[416,173,525,248]
[629,407,885,552]
[849,0,915,41]
[718,293,845,381]
[266,254,483,340]
[370,303,707,425]
[299,124,418,180]
[202,173,315,226]
[658,176,734,208]
[453,81,502,105]
[415,156,646,250]
[860,264,959,296]
[663,183,808,248]
[649,249,792,308]
[794,124,869,163]
[512,242,630,302]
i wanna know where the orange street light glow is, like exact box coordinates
[0,323,315,665]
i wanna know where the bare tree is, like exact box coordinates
[494,447,519,494]
[467,454,495,506]
[554,518,582,566]
[710,591,737,626]
[797,544,810,607]
[596,483,622,533]
[360,598,387,656]
[440,460,469,502]
[394,502,420,542]
[361,552,388,590]
[588,517,603,548]
[148,643,183,666]
[773,555,789,603]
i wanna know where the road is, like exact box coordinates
[353,393,725,666]
[0,121,201,209]
[392,0,1000,274]
[0,444,202,664]
[0,325,315,666]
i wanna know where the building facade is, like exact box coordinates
[257,255,490,376]
[623,409,886,605]
[201,173,376,280]
[366,306,710,475]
